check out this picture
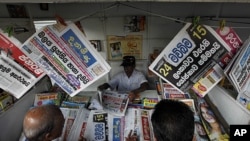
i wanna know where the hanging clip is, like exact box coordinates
[3,26,14,37]
[219,19,226,31]
[192,16,200,27]
[55,14,67,26]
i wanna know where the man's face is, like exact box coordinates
[124,65,134,77]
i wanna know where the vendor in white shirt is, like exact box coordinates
[98,56,149,102]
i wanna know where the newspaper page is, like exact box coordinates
[0,29,45,98]
[124,108,154,141]
[110,114,125,141]
[236,91,250,111]
[67,107,90,141]
[33,92,62,106]
[84,110,109,141]
[57,107,79,141]
[197,97,229,141]
[179,99,209,141]
[229,38,250,93]
[20,22,111,97]
[162,83,191,99]
[215,27,243,59]
[149,23,232,97]
[100,90,129,116]
[83,110,125,141]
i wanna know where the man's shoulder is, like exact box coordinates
[134,69,144,74]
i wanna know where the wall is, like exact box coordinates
[208,86,250,125]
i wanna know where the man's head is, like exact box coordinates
[121,56,136,77]
[121,56,136,67]
[151,99,194,141]
[23,104,65,141]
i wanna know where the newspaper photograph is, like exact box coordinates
[20,22,111,97]
[149,23,232,97]
[0,29,45,98]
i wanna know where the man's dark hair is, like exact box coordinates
[151,99,194,141]
[121,56,136,66]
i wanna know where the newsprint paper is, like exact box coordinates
[20,22,111,97]
[0,29,45,98]
[149,23,232,97]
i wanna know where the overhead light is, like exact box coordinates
[13,27,29,33]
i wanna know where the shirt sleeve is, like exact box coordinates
[108,72,121,90]
[137,71,148,84]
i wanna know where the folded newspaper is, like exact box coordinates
[0,29,45,99]
[19,22,111,97]
[149,23,239,97]
[99,90,129,117]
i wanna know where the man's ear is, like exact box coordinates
[44,132,53,141]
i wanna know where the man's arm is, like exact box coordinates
[131,82,149,94]
[97,83,110,91]
[128,82,149,102]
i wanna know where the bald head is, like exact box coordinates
[23,104,65,141]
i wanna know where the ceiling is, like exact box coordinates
[0,0,250,3]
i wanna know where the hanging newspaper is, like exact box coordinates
[20,22,111,97]
[228,38,250,93]
[226,37,250,110]
[149,23,233,97]
[0,29,45,99]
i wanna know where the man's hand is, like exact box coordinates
[128,91,140,102]
[97,83,110,91]
[128,92,136,102]
[125,130,138,141]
